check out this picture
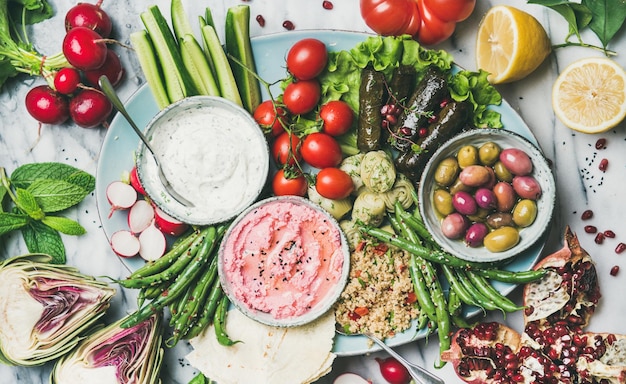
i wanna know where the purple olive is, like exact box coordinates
[452,191,478,216]
[512,175,542,200]
[465,222,489,247]
[441,213,469,240]
[499,148,533,176]
[493,181,516,212]
[474,188,497,210]
[459,165,491,187]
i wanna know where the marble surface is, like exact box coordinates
[1,0,625,383]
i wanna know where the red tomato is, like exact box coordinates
[423,0,476,22]
[319,100,354,136]
[360,0,421,36]
[286,38,328,81]
[272,169,308,197]
[282,80,321,115]
[272,132,302,166]
[315,167,354,200]
[253,100,288,137]
[301,132,342,169]
[415,0,457,45]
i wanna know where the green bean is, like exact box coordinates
[397,208,433,243]
[214,295,240,346]
[441,265,481,308]
[447,289,474,329]
[169,281,196,327]
[139,281,170,307]
[455,269,500,311]
[475,268,546,284]
[408,253,437,323]
[185,278,224,340]
[466,271,524,313]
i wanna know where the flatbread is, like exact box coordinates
[186,309,336,384]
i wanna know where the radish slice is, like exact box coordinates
[129,165,146,195]
[154,206,189,236]
[128,199,155,234]
[106,180,137,218]
[138,222,167,261]
[333,373,371,384]
[110,230,140,258]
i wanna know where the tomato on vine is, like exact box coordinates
[283,79,321,115]
[272,131,302,166]
[286,38,328,80]
[301,132,342,169]
[319,100,354,137]
[254,100,288,137]
[315,167,354,200]
[272,169,308,197]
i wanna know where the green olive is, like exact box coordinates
[494,161,514,182]
[467,207,490,223]
[456,145,479,169]
[484,226,520,253]
[513,199,538,227]
[478,142,501,166]
[486,212,514,229]
[434,157,460,187]
[448,177,472,195]
[433,189,455,216]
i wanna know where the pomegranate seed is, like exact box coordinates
[385,114,397,125]
[584,225,597,233]
[581,210,594,220]
[322,1,334,9]
[255,14,266,27]
[595,232,605,244]
[599,158,609,171]
[418,127,429,138]
[610,265,620,276]
[428,115,437,123]
[595,138,607,150]
[603,230,616,238]
[615,242,626,254]
[400,127,412,136]
[282,20,295,30]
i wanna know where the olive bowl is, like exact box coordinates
[418,128,556,264]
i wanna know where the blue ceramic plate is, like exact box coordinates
[95,30,547,357]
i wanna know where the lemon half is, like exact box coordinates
[476,5,552,84]
[552,57,626,133]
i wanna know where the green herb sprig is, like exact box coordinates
[528,0,626,55]
[0,162,95,264]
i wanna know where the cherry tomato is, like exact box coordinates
[315,167,354,200]
[283,80,321,115]
[360,0,421,36]
[422,0,476,22]
[272,131,302,166]
[301,132,342,169]
[253,100,288,137]
[272,169,308,197]
[286,38,328,80]
[319,100,354,137]
[415,0,457,45]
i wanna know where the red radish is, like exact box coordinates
[62,27,108,70]
[106,180,137,218]
[128,199,155,234]
[65,1,113,38]
[25,85,70,125]
[84,49,124,88]
[129,165,146,195]
[375,357,411,384]
[109,230,140,258]
[69,89,112,128]
[333,373,371,384]
[138,222,167,261]
[53,68,82,95]
[154,206,189,236]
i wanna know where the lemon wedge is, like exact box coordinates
[552,57,626,133]
[476,5,552,84]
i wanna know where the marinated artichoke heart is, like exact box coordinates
[0,254,116,366]
[51,312,164,384]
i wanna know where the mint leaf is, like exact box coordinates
[0,212,29,236]
[41,216,86,235]
[10,162,95,192]
[66,172,96,192]
[15,188,45,220]
[27,179,91,212]
[583,0,626,48]
[21,221,65,264]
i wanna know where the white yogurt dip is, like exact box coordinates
[137,96,269,225]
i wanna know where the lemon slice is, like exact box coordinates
[476,5,552,84]
[552,57,626,133]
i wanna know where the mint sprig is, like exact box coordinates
[0,163,95,264]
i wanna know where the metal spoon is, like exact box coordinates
[336,326,444,384]
[99,75,194,207]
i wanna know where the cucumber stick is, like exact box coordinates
[130,31,170,109]
[201,24,243,107]
[140,6,197,104]
[170,0,194,42]
[180,34,220,96]
[225,5,261,113]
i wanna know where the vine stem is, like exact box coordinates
[551,42,617,57]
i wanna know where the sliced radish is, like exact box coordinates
[154,206,189,236]
[138,222,167,261]
[333,373,371,384]
[106,180,137,218]
[110,230,140,258]
[129,165,147,195]
[128,199,155,234]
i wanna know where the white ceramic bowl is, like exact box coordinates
[218,196,351,327]
[418,128,556,263]
[136,96,269,226]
